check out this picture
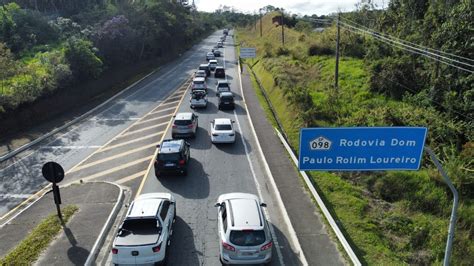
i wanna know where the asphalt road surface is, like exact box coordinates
[0,31,332,266]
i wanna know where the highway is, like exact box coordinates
[0,32,306,265]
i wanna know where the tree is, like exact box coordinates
[64,37,103,80]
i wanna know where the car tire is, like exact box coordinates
[220,257,229,266]
[155,171,160,178]
[171,134,176,139]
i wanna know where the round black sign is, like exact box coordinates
[42,162,65,183]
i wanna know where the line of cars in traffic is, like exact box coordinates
[111,30,273,265]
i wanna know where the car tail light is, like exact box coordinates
[261,241,273,251]
[156,160,163,165]
[112,248,118,254]
[187,124,194,128]
[179,160,185,165]
[222,241,235,251]
[152,243,162,253]
[172,124,177,128]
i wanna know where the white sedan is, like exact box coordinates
[210,118,236,144]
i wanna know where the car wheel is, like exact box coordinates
[220,256,229,266]
[155,171,160,178]
[171,134,176,139]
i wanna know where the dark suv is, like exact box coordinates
[218,92,235,110]
[199,63,211,77]
[214,66,225,78]
[154,139,190,177]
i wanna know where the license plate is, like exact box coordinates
[165,163,175,167]
[241,252,253,256]
[224,102,229,104]
[131,251,139,256]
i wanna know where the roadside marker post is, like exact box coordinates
[299,127,458,265]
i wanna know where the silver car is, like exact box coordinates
[171,112,198,138]
[215,193,273,265]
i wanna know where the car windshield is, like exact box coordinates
[215,124,232,131]
[192,93,205,99]
[174,119,191,126]
[194,83,206,89]
[158,153,180,161]
[229,230,265,246]
[221,96,233,101]
[218,83,229,88]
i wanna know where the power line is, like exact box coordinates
[338,22,474,73]
[339,16,474,63]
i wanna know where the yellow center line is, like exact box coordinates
[100,131,164,152]
[135,79,192,198]
[116,170,148,185]
[78,156,153,183]
[68,142,160,173]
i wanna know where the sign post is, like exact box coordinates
[42,162,65,220]
[299,127,458,265]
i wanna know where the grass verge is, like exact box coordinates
[0,205,78,264]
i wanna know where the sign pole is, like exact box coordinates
[42,162,65,220]
[424,147,458,266]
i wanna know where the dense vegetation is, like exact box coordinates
[0,0,246,116]
[237,1,472,264]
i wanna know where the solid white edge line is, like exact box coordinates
[232,109,285,266]
[275,129,362,266]
[85,182,124,266]
[233,40,306,266]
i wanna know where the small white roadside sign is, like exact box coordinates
[240,47,256,58]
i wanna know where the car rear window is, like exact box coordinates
[122,218,160,235]
[229,230,266,246]
[174,119,192,126]
[194,80,205,84]
[215,124,232,130]
[158,153,180,161]
[218,83,229,88]
[221,96,233,101]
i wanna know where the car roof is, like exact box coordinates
[199,64,209,67]
[217,80,229,85]
[175,112,193,120]
[159,139,183,153]
[219,92,233,97]
[196,70,206,73]
[214,118,232,125]
[207,52,214,55]
[128,197,163,218]
[215,66,224,70]
[209,59,217,63]
[193,77,205,82]
[229,198,263,229]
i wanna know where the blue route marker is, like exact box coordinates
[299,127,427,171]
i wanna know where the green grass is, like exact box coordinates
[0,205,78,264]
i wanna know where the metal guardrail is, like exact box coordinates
[246,63,362,265]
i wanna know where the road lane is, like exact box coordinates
[137,32,304,266]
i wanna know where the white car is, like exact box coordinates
[209,59,218,71]
[194,70,207,80]
[216,80,230,96]
[112,193,176,265]
[211,118,235,144]
[206,52,215,61]
[192,77,207,92]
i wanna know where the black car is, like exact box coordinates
[218,92,235,110]
[214,66,225,78]
[199,63,211,77]
[154,139,190,177]
[213,50,221,57]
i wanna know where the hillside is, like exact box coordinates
[237,9,473,265]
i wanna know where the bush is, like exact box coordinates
[308,43,333,56]
[64,37,103,80]
[275,46,290,56]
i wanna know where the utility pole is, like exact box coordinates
[281,9,285,46]
[259,9,263,37]
[335,13,340,89]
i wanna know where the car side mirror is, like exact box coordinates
[214,203,221,208]
[232,120,235,123]
[260,203,267,207]
[186,142,191,147]
[170,201,175,205]
[156,144,161,148]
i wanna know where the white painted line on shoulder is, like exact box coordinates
[0,194,34,199]
[41,146,102,149]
